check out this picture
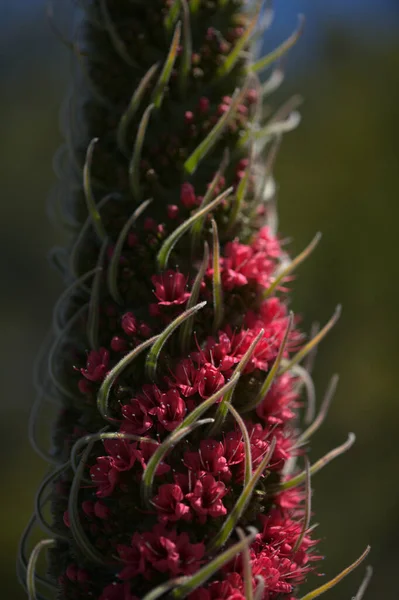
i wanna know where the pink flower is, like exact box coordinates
[180,182,197,208]
[150,388,186,431]
[197,364,225,398]
[186,474,228,523]
[121,399,153,435]
[152,483,191,524]
[121,312,137,336]
[90,456,119,497]
[168,358,199,397]
[103,439,138,472]
[184,439,229,479]
[152,270,190,306]
[80,348,109,382]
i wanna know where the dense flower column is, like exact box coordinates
[20,1,371,600]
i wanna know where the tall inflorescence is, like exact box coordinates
[19,1,370,600]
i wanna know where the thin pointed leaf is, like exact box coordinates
[171,528,258,598]
[353,566,373,600]
[274,433,356,493]
[141,418,214,507]
[35,464,70,541]
[255,111,301,150]
[87,239,107,350]
[191,149,229,252]
[117,63,159,154]
[27,539,55,600]
[298,375,339,445]
[142,578,189,600]
[227,147,252,227]
[129,103,154,201]
[237,528,253,600]
[184,88,247,175]
[217,2,262,78]
[179,0,192,94]
[211,329,265,431]
[262,65,284,96]
[164,0,180,32]
[280,305,341,375]
[244,313,293,412]
[145,302,207,380]
[290,364,316,424]
[254,576,265,600]
[48,304,89,402]
[209,438,276,551]
[69,443,111,564]
[83,138,107,240]
[292,458,311,553]
[107,199,152,304]
[99,0,138,66]
[70,431,159,473]
[157,187,233,269]
[299,547,371,600]
[227,404,252,487]
[97,335,159,421]
[211,219,223,331]
[251,15,305,73]
[153,23,181,108]
[179,242,210,353]
[263,232,322,299]
[52,267,98,334]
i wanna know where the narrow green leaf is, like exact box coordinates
[26,539,56,600]
[190,149,229,253]
[244,313,293,412]
[237,527,254,600]
[153,23,181,108]
[299,546,371,600]
[292,458,311,553]
[145,302,207,381]
[83,138,107,240]
[297,375,339,446]
[129,103,154,201]
[117,63,159,155]
[171,528,258,598]
[290,363,316,424]
[99,0,138,66]
[251,14,305,74]
[226,148,252,228]
[184,87,247,175]
[263,232,321,299]
[87,239,107,350]
[97,335,159,421]
[179,0,192,95]
[211,219,223,332]
[280,305,341,375]
[48,304,89,402]
[227,404,252,487]
[157,187,233,269]
[52,267,98,334]
[209,438,276,551]
[141,418,215,507]
[164,0,180,32]
[68,443,111,564]
[353,566,373,600]
[179,242,210,353]
[274,433,356,493]
[107,198,152,304]
[142,578,189,600]
[217,2,262,78]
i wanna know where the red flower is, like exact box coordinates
[184,439,229,479]
[117,533,146,580]
[80,348,109,382]
[152,483,191,524]
[121,399,153,435]
[186,474,228,523]
[252,226,282,258]
[103,439,138,472]
[174,532,205,575]
[151,270,190,306]
[150,388,187,431]
[167,358,199,397]
[180,182,198,209]
[256,373,298,426]
[121,312,137,336]
[135,440,170,476]
[197,364,225,398]
[90,456,119,497]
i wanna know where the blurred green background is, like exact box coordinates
[1,1,398,599]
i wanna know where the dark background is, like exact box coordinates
[1,1,398,598]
